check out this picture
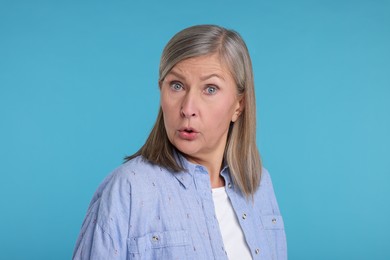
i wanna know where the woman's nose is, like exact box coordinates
[180,92,198,118]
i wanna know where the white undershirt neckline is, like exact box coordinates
[212,186,252,260]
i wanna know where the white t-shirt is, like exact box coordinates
[212,187,252,260]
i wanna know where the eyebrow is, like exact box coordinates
[167,70,185,80]
[167,70,225,81]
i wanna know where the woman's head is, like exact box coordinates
[127,25,261,197]
[159,24,254,110]
[160,53,243,169]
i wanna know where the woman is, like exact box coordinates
[73,24,287,259]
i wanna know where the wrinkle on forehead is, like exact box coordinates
[167,54,232,82]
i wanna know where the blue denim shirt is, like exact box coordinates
[73,155,287,259]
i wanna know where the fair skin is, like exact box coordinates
[160,54,243,188]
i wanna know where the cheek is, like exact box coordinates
[162,112,175,144]
[160,91,167,111]
[210,99,238,124]
[206,109,232,130]
[161,101,178,135]
[160,93,171,119]
[161,90,177,114]
[161,102,175,123]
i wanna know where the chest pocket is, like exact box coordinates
[260,215,284,230]
[128,230,190,259]
[260,215,287,260]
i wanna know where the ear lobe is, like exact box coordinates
[231,111,240,122]
[231,97,244,122]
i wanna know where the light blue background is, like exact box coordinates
[1,0,389,259]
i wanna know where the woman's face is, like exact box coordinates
[160,54,243,164]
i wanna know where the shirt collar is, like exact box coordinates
[173,150,232,189]
[172,151,195,189]
[220,164,233,188]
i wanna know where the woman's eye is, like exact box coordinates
[170,82,183,91]
[205,86,218,95]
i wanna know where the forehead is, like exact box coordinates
[170,54,233,78]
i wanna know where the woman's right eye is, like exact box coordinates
[170,82,183,91]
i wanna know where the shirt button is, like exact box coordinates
[255,248,260,254]
[242,213,247,219]
[152,235,159,242]
[228,182,232,188]
[272,218,277,224]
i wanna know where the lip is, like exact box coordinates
[177,127,199,140]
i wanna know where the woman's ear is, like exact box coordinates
[231,96,245,122]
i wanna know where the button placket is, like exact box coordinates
[195,166,226,258]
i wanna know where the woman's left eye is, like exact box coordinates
[205,86,218,95]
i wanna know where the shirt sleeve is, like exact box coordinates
[261,168,282,215]
[260,168,288,260]
[73,171,132,260]
[72,202,114,259]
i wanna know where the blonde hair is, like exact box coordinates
[126,25,261,197]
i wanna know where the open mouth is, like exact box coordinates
[178,128,198,140]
